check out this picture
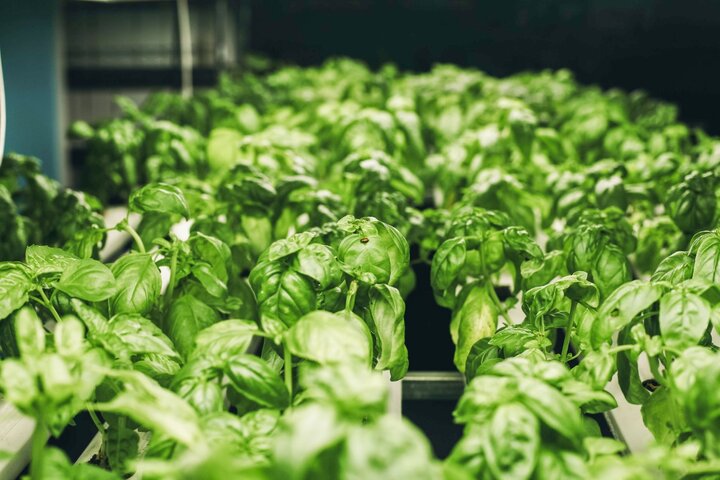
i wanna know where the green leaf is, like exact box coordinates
[70,298,110,335]
[105,420,139,474]
[191,262,228,298]
[652,252,694,284]
[616,326,649,405]
[485,403,539,480]
[192,319,258,360]
[591,244,631,300]
[451,283,498,373]
[54,315,86,357]
[271,403,344,480]
[14,306,45,357]
[292,244,343,290]
[571,349,615,390]
[129,183,189,217]
[659,289,710,349]
[692,231,720,284]
[94,369,204,447]
[25,246,80,276]
[224,354,290,409]
[365,284,409,380]
[189,232,231,283]
[166,295,220,359]
[337,218,409,285]
[431,237,467,294]
[341,416,437,480]
[109,313,179,358]
[175,379,225,415]
[0,264,33,321]
[284,311,372,365]
[640,386,687,445]
[250,259,317,332]
[0,359,37,409]
[268,231,317,262]
[591,280,663,348]
[57,258,117,302]
[110,253,161,316]
[299,362,388,421]
[519,377,585,447]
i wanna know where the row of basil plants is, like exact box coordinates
[0,58,719,479]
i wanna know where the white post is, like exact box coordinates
[176,0,193,98]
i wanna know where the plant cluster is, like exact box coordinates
[1,57,720,478]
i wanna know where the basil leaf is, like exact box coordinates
[57,258,117,302]
[225,354,290,409]
[484,403,539,480]
[110,253,161,316]
[25,245,79,277]
[129,183,189,217]
[292,244,343,290]
[250,259,316,332]
[451,283,498,373]
[109,313,179,359]
[192,319,258,360]
[166,294,220,359]
[337,218,409,286]
[692,231,720,284]
[0,264,33,321]
[591,280,663,348]
[14,307,45,357]
[284,311,372,365]
[365,284,409,380]
[659,289,710,349]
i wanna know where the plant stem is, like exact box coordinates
[607,344,636,355]
[648,355,666,385]
[38,289,62,323]
[561,300,577,364]
[488,284,512,325]
[164,244,179,312]
[120,220,146,253]
[345,280,358,313]
[87,404,106,435]
[284,346,293,400]
[30,419,47,480]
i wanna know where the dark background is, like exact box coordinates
[249,0,720,133]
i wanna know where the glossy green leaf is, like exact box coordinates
[591,280,663,348]
[166,294,220,358]
[0,264,33,321]
[284,311,371,365]
[659,289,710,349]
[225,354,290,409]
[129,183,189,217]
[110,253,161,316]
[57,258,117,302]
[365,284,409,380]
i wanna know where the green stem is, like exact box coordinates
[648,355,666,385]
[607,344,637,355]
[30,419,47,480]
[345,280,358,313]
[561,301,577,364]
[164,245,179,312]
[38,289,62,323]
[488,284,512,325]
[284,346,293,400]
[119,220,146,253]
[87,405,106,436]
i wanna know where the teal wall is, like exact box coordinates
[0,0,62,180]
